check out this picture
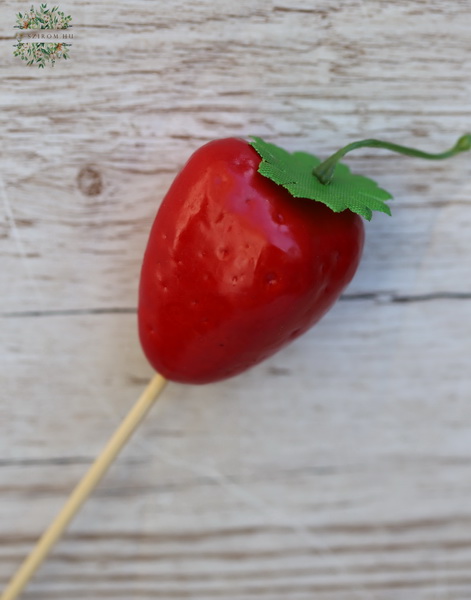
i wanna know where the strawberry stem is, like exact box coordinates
[313,134,471,185]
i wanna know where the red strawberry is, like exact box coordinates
[138,137,364,384]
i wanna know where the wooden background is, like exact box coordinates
[1,1,471,598]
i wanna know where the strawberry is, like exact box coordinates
[138,137,364,384]
[138,134,471,384]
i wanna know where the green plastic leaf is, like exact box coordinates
[250,136,392,220]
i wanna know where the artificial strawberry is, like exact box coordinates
[138,134,471,384]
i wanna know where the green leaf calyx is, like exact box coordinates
[249,136,392,221]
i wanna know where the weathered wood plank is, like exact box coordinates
[1,0,471,598]
[2,300,471,598]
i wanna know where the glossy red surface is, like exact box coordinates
[138,138,364,384]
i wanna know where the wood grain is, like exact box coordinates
[1,0,471,598]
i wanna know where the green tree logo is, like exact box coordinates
[13,4,72,68]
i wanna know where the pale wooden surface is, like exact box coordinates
[1,1,471,598]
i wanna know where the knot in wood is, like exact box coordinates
[77,165,103,197]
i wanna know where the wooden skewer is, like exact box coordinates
[1,373,168,600]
